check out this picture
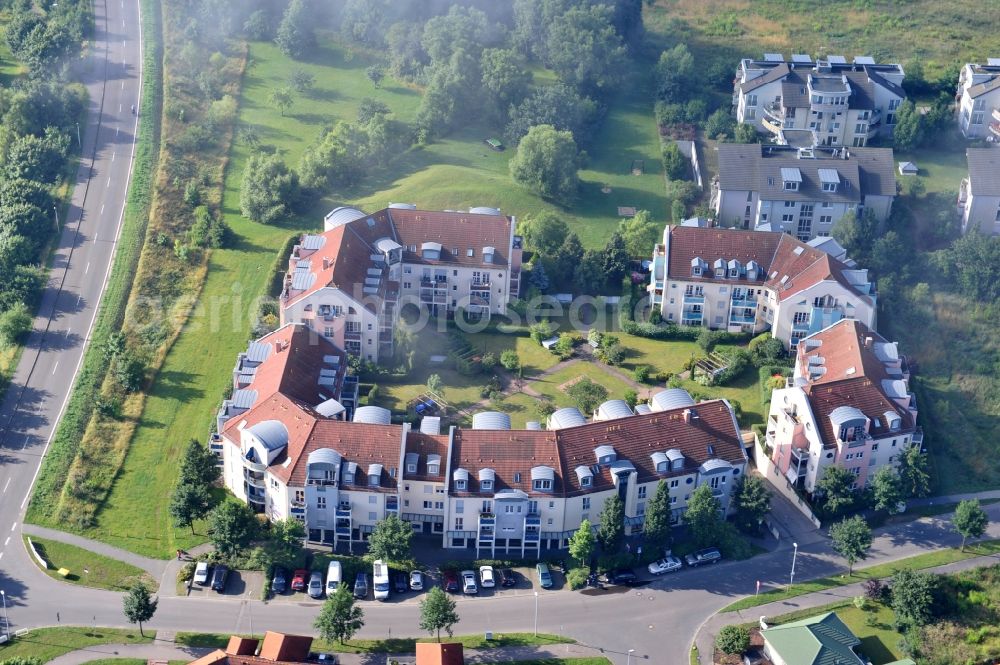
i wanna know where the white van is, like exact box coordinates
[372,559,390,601]
[326,560,342,595]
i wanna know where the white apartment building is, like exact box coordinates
[958,148,1000,235]
[956,60,1000,140]
[647,225,877,349]
[279,205,523,363]
[765,320,922,495]
[218,332,748,553]
[712,144,896,238]
[734,54,905,147]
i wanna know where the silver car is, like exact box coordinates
[409,570,424,591]
[308,570,325,599]
[193,561,211,586]
[647,555,683,575]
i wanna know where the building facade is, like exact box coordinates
[648,225,877,349]
[218,339,748,553]
[765,320,922,495]
[958,148,1000,235]
[733,54,905,147]
[279,205,522,363]
[956,60,1000,140]
[712,144,896,238]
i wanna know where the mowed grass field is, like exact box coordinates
[90,32,666,557]
[24,536,156,591]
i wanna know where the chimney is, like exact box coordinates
[274,341,282,353]
[322,257,331,270]
[864,336,873,348]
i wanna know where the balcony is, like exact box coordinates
[868,108,882,128]
[290,505,305,515]
[307,476,336,487]
[386,497,399,512]
[681,312,703,324]
[244,469,266,488]
[729,313,756,325]
[683,293,705,304]
[344,329,361,341]
[911,427,924,450]
[792,319,810,332]
[335,504,352,518]
[990,121,1000,138]
[992,108,1000,123]
[246,486,266,505]
[243,457,267,473]
[731,293,757,305]
[761,115,783,135]
[420,277,448,288]
[470,279,491,290]
[763,101,785,123]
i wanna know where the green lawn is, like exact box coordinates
[24,536,156,592]
[460,331,564,378]
[529,362,637,408]
[176,632,573,654]
[721,540,1000,612]
[895,143,968,197]
[498,391,546,429]
[0,627,153,662]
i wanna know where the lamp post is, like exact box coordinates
[627,648,635,665]
[76,122,81,147]
[53,205,59,231]
[533,591,539,636]
[1,589,9,641]
[789,542,799,591]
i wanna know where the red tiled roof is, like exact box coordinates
[222,392,318,478]
[451,428,561,496]
[243,324,346,407]
[556,400,745,494]
[666,226,872,303]
[258,631,312,662]
[416,642,465,665]
[804,377,913,448]
[388,208,512,268]
[797,320,892,385]
[404,431,450,482]
[287,419,404,488]
[226,636,259,655]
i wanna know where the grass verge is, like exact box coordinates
[26,0,163,527]
[0,627,153,662]
[176,632,574,654]
[720,540,1000,612]
[23,536,156,592]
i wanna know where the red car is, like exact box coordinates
[441,570,459,593]
[291,568,308,592]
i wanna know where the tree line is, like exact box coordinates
[0,0,90,348]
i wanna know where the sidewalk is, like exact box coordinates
[22,524,169,579]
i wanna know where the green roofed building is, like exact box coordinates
[761,612,865,665]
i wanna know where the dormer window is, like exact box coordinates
[530,466,554,492]
[581,476,592,487]
[534,478,552,491]
[368,464,382,487]
[407,462,417,473]
[427,454,441,476]
[784,181,799,191]
[691,257,706,277]
[594,445,617,465]
[781,167,802,191]
[455,479,466,490]
[478,468,495,492]
[453,468,469,491]
[480,479,493,491]
[405,452,418,475]
[819,168,839,193]
[343,461,357,485]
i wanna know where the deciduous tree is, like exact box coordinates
[870,467,903,514]
[509,124,582,203]
[566,378,608,415]
[169,482,212,533]
[240,154,300,224]
[732,475,771,534]
[315,585,365,644]
[890,569,936,627]
[829,515,872,574]
[267,87,294,117]
[367,514,413,563]
[716,625,750,656]
[419,586,459,642]
[208,501,259,558]
[644,480,672,552]
[815,465,858,517]
[684,484,724,549]
[520,213,569,256]
[618,211,660,258]
[275,0,315,59]
[897,445,931,498]
[597,494,625,552]
[122,584,157,636]
[568,520,596,564]
[953,499,988,551]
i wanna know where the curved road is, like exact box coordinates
[0,0,143,560]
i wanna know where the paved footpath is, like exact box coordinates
[22,524,169,580]
[46,641,600,665]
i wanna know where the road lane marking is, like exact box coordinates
[119,103,122,113]
[116,126,119,136]
[21,435,28,450]
[101,204,105,215]
[112,151,116,162]
[4,537,9,547]
[0,552,4,562]
[2,478,9,493]
[85,262,90,274]
[52,361,59,374]
[107,176,111,187]
[10,522,16,532]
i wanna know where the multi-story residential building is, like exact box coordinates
[712,144,896,237]
[733,54,905,147]
[218,331,748,552]
[956,59,1000,139]
[647,225,877,349]
[279,205,522,363]
[958,148,1000,235]
[765,319,922,495]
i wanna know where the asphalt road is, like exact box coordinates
[0,0,142,563]
[3,502,1000,665]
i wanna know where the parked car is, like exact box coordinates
[410,570,424,591]
[271,566,288,594]
[394,571,409,594]
[210,564,229,593]
[326,561,342,595]
[442,570,459,593]
[373,560,390,601]
[685,548,722,567]
[291,569,308,592]
[461,570,478,595]
[308,570,324,599]
[647,555,683,575]
[603,569,639,586]
[479,565,496,588]
[536,563,553,589]
[498,568,516,587]
[193,561,211,586]
[353,572,369,599]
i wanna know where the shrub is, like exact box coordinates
[480,352,498,371]
[632,365,650,383]
[864,578,887,601]
[566,567,589,590]
[715,625,750,655]
[596,552,633,572]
